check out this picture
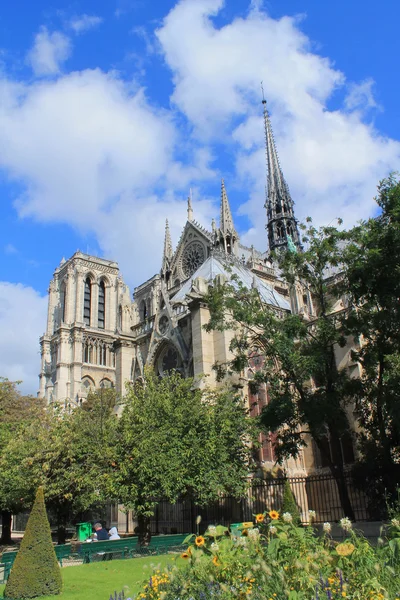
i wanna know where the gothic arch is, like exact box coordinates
[100,378,113,388]
[81,375,95,392]
[149,340,184,378]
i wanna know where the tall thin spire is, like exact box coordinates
[220,179,236,234]
[162,218,173,273]
[262,88,301,253]
[217,179,239,256]
[187,190,193,222]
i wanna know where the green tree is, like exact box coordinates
[0,378,44,544]
[205,221,356,519]
[2,389,118,544]
[29,390,118,543]
[110,369,255,543]
[343,175,400,508]
[4,486,62,599]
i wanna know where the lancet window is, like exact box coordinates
[84,277,91,326]
[98,281,105,329]
[60,281,66,323]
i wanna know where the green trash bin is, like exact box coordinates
[76,522,92,541]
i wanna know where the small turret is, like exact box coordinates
[161,219,173,283]
[217,179,239,255]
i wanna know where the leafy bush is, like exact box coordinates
[131,510,400,600]
[4,486,62,599]
[281,479,301,525]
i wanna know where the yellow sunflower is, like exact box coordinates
[212,555,220,566]
[181,552,189,559]
[255,513,264,523]
[195,535,205,547]
[336,542,355,557]
[269,510,280,520]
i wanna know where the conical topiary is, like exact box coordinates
[4,487,62,599]
[281,479,301,525]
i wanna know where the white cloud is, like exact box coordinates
[0,282,47,395]
[27,27,71,76]
[0,0,399,289]
[156,0,400,241]
[0,68,216,284]
[69,14,103,34]
[345,78,379,112]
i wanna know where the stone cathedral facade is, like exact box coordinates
[39,104,355,475]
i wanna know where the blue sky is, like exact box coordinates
[1,0,400,392]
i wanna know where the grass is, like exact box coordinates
[0,554,182,600]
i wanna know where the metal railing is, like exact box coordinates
[149,474,371,535]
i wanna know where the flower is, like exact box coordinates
[212,555,220,566]
[308,510,316,520]
[336,542,355,556]
[255,513,264,523]
[248,528,260,539]
[269,525,277,535]
[323,522,332,534]
[195,535,205,547]
[391,518,400,528]
[181,552,189,559]
[210,542,219,552]
[339,517,352,532]
[282,512,293,523]
[208,525,217,535]
[269,510,279,520]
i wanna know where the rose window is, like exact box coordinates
[181,242,205,278]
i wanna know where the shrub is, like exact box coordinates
[281,479,301,525]
[4,486,62,599]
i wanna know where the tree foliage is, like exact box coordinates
[110,369,255,541]
[4,486,62,599]
[343,174,400,504]
[205,220,356,518]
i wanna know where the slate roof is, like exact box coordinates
[172,254,291,311]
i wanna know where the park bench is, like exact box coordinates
[0,551,17,583]
[0,533,189,580]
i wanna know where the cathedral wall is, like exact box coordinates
[190,303,216,386]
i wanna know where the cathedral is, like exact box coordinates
[38,102,353,476]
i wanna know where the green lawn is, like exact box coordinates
[0,554,182,600]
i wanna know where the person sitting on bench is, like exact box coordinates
[108,527,120,540]
[93,522,108,541]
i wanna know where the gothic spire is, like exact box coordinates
[217,179,239,255]
[187,191,193,222]
[162,218,173,273]
[262,96,301,253]
[219,179,236,235]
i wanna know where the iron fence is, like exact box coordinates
[149,474,371,535]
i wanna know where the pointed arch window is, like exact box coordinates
[98,281,105,329]
[60,282,66,323]
[84,278,91,326]
[276,221,285,239]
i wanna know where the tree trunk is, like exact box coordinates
[315,434,356,522]
[331,466,356,522]
[137,514,151,546]
[0,510,13,545]
[56,507,68,545]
